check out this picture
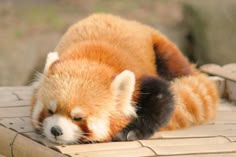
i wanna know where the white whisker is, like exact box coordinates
[30,119,43,125]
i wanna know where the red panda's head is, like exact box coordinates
[31,52,137,144]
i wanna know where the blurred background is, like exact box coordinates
[0,0,235,86]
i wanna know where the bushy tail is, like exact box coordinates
[161,73,219,130]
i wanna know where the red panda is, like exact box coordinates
[31,14,219,144]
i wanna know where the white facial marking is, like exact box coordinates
[44,52,59,74]
[87,117,110,141]
[43,114,82,144]
[49,100,57,112]
[32,100,44,129]
[31,72,44,89]
[111,70,137,117]
[71,107,84,118]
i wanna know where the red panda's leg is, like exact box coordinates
[112,76,174,141]
[152,32,193,80]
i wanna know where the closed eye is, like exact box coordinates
[48,109,54,115]
[73,117,83,122]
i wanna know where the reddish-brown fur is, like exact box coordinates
[160,74,218,131]
[31,14,218,141]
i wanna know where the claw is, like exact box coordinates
[127,130,143,141]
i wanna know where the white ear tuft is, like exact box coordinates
[44,52,59,74]
[111,70,136,117]
[111,70,135,92]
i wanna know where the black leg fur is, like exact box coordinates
[112,76,174,141]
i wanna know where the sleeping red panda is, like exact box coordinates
[31,14,219,144]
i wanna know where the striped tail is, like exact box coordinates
[161,73,219,130]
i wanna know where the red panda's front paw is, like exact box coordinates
[112,124,154,141]
[112,129,142,141]
[112,130,128,141]
[126,130,143,141]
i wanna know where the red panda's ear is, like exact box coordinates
[43,52,59,74]
[111,70,137,117]
[31,52,59,89]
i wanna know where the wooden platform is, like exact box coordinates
[1,63,236,157]
[0,86,235,157]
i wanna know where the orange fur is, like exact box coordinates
[31,14,219,142]
[160,74,219,131]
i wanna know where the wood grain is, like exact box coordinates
[0,78,235,157]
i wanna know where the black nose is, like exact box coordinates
[50,125,63,137]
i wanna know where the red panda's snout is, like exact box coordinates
[43,114,83,144]
[31,53,138,144]
[31,100,85,144]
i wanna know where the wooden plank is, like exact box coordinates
[141,137,230,147]
[228,136,236,142]
[226,80,236,102]
[62,143,236,157]
[0,94,18,102]
[0,100,30,108]
[200,64,236,82]
[0,117,34,133]
[54,141,142,154]
[164,153,236,157]
[200,63,236,102]
[0,125,18,157]
[0,90,32,96]
[0,86,33,92]
[215,111,236,123]
[209,76,226,98]
[231,104,236,111]
[152,122,236,139]
[12,130,66,157]
[152,143,236,156]
[11,91,33,100]
[218,100,236,111]
[66,147,155,157]
[0,86,235,157]
[23,132,58,147]
[54,137,235,157]
[179,124,236,131]
[0,91,32,102]
[153,128,236,139]
[0,106,30,118]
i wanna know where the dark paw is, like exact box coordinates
[126,130,143,141]
[112,129,143,141]
[112,131,128,141]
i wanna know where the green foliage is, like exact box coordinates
[20,5,64,30]
[15,28,24,39]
